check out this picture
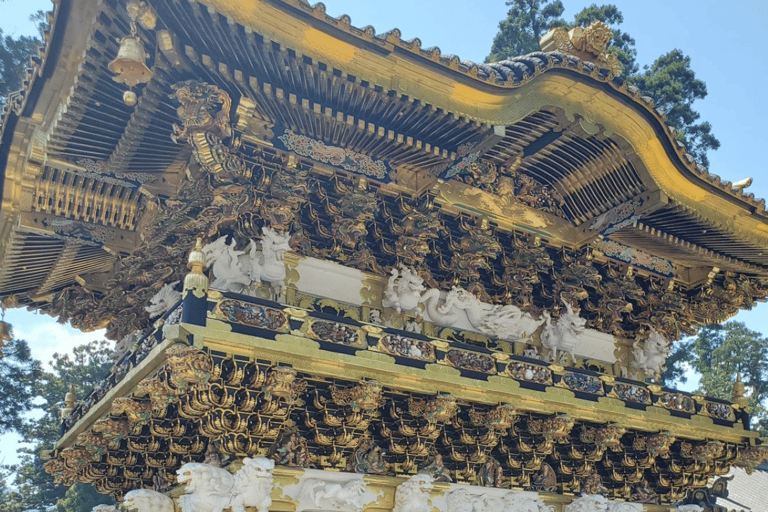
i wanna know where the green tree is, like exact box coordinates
[2,340,115,512]
[0,325,41,434]
[0,29,39,108]
[626,50,720,167]
[487,0,566,62]
[663,322,768,434]
[487,3,720,167]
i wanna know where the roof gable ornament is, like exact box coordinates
[539,21,622,77]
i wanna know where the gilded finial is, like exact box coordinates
[184,237,209,298]
[732,373,748,409]
[62,385,77,419]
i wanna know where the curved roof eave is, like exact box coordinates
[185,0,768,245]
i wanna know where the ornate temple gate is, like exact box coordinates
[2,0,768,511]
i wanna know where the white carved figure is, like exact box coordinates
[123,488,175,512]
[606,502,643,512]
[404,318,422,334]
[243,239,263,284]
[308,478,367,511]
[91,505,118,512]
[445,488,551,512]
[478,303,545,341]
[260,226,291,292]
[203,237,254,293]
[369,309,383,325]
[540,299,587,364]
[631,328,671,379]
[162,307,183,337]
[504,493,554,512]
[382,266,425,313]
[230,457,274,512]
[177,462,235,512]
[419,287,467,327]
[565,494,609,512]
[523,345,540,359]
[421,286,544,341]
[113,330,141,361]
[145,281,182,318]
[202,230,290,297]
[393,474,433,512]
[674,506,703,512]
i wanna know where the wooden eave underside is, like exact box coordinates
[3,0,768,309]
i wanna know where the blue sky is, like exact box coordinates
[1,0,767,464]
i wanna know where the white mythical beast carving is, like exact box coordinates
[112,330,141,361]
[177,462,235,512]
[393,474,433,512]
[504,493,554,512]
[259,226,291,296]
[203,237,255,293]
[565,494,609,512]
[230,457,274,512]
[145,281,182,319]
[420,286,544,340]
[606,502,643,512]
[446,489,551,512]
[123,489,175,512]
[308,477,367,511]
[630,328,671,379]
[541,299,587,364]
[91,505,118,512]
[202,229,290,297]
[382,266,425,313]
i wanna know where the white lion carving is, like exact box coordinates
[382,266,425,313]
[541,299,587,364]
[308,477,367,511]
[393,474,433,512]
[177,462,234,512]
[230,457,274,512]
[145,281,182,319]
[631,328,670,379]
[565,494,609,512]
[123,489,174,512]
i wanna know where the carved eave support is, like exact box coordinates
[16,211,140,254]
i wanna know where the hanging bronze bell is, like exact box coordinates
[108,34,152,87]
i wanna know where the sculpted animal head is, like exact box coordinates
[645,329,670,356]
[398,267,426,293]
[123,489,174,512]
[201,236,229,261]
[394,474,433,512]
[441,287,478,312]
[565,494,609,512]
[261,226,291,261]
[145,281,182,318]
[176,462,234,494]
[238,457,274,479]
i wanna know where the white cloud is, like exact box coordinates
[3,309,108,370]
